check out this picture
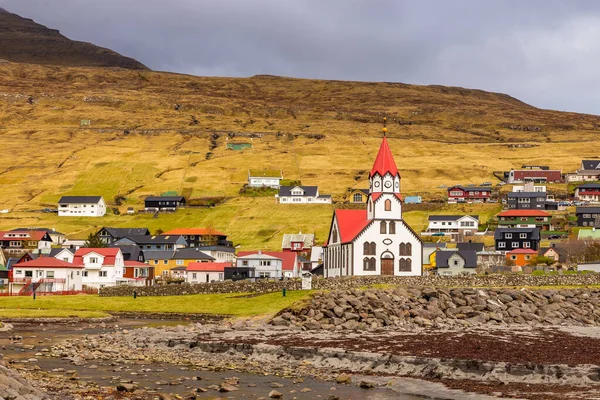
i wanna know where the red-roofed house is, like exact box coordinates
[497,210,553,231]
[324,136,423,277]
[236,250,300,278]
[506,248,537,268]
[10,258,83,294]
[186,262,231,283]
[123,260,155,286]
[0,230,53,256]
[73,248,126,289]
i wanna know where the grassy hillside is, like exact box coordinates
[0,62,598,249]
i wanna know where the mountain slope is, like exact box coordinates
[0,8,147,69]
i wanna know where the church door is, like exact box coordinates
[381,258,394,275]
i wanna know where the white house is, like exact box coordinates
[577,261,600,273]
[73,248,126,289]
[196,246,235,263]
[512,182,546,193]
[236,252,283,279]
[323,135,423,277]
[10,258,83,294]
[185,262,230,283]
[248,169,283,188]
[566,160,600,182]
[31,248,74,263]
[435,250,477,276]
[276,186,332,204]
[58,196,106,217]
[425,215,479,235]
[310,246,323,270]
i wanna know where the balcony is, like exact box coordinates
[12,278,67,284]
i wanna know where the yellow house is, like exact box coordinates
[144,250,174,277]
[347,189,369,204]
[423,243,447,271]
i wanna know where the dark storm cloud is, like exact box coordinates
[2,0,600,113]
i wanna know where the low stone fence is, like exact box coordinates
[99,273,600,297]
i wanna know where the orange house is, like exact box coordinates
[506,248,537,267]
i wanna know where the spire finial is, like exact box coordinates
[382,116,387,137]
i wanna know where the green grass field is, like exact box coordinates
[0,291,311,318]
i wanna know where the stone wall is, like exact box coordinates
[99,273,600,297]
[273,286,600,330]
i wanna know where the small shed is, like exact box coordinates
[405,196,422,204]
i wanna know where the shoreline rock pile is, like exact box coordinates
[272,287,600,330]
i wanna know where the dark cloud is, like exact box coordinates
[2,0,600,113]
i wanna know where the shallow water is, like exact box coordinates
[0,320,463,399]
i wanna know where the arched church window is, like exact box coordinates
[389,221,396,234]
[380,221,387,234]
[332,228,338,243]
[406,243,412,256]
[385,199,391,211]
[399,258,412,272]
[370,242,376,255]
[399,243,406,255]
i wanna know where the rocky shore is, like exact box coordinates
[272,286,600,330]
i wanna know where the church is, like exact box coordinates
[323,134,423,277]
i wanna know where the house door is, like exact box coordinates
[381,258,394,275]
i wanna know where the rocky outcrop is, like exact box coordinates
[274,287,600,330]
[0,361,47,399]
[99,274,600,297]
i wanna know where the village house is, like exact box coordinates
[566,160,600,182]
[507,168,562,184]
[171,248,215,267]
[236,250,300,279]
[512,182,547,193]
[113,235,187,251]
[73,248,126,289]
[97,227,150,244]
[447,186,492,203]
[109,244,145,262]
[575,184,600,202]
[281,232,314,255]
[538,245,563,264]
[422,243,447,271]
[323,135,423,277]
[0,230,53,256]
[457,241,485,252]
[404,196,423,204]
[425,215,479,235]
[247,169,283,188]
[10,258,83,295]
[30,248,74,263]
[185,262,231,284]
[494,227,541,252]
[506,191,547,209]
[58,196,106,217]
[276,186,332,204]
[576,206,600,227]
[61,239,86,250]
[161,228,231,247]
[0,264,8,288]
[434,249,477,276]
[506,248,537,267]
[577,261,600,273]
[11,228,66,245]
[189,245,234,263]
[141,250,174,278]
[348,189,370,204]
[144,196,186,212]
[497,210,553,231]
[123,261,154,286]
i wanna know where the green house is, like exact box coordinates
[497,210,553,231]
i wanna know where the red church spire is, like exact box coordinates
[370,135,399,178]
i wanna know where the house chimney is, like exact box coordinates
[258,249,262,255]
[552,243,556,248]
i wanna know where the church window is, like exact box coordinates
[399,242,412,256]
[332,228,338,243]
[369,201,372,212]
[385,199,391,211]
[363,242,376,255]
[399,258,412,272]
[389,221,396,234]
[353,193,363,203]
[406,243,412,256]
[363,257,376,271]
[380,221,387,234]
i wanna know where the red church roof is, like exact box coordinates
[370,136,399,178]
[334,209,371,244]
[371,192,404,202]
[15,258,82,269]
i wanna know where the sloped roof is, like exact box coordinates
[456,242,485,252]
[120,235,185,244]
[142,250,174,260]
[507,248,537,254]
[101,227,150,237]
[576,207,600,214]
[15,258,82,269]
[507,191,546,198]
[237,251,298,271]
[448,185,492,192]
[581,160,600,170]
[109,244,143,261]
[11,228,65,235]
[497,210,551,217]
[162,228,226,236]
[58,196,103,204]
[333,209,371,244]
[577,184,600,189]
[494,228,540,240]
[124,260,149,267]
[186,262,232,272]
[282,232,315,249]
[172,248,215,260]
[428,215,479,221]
[73,248,120,266]
[196,245,235,253]
[436,250,477,269]
[370,136,399,178]
[371,192,404,202]
[278,186,318,197]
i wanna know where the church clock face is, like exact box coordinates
[395,182,399,188]
[384,181,392,188]
[374,181,380,188]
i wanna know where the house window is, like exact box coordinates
[242,260,248,266]
[90,257,98,263]
[15,270,22,275]
[520,233,527,239]
[512,242,519,248]
[176,259,184,265]
[219,273,223,280]
[353,193,363,203]
[399,258,412,272]
[9,241,21,247]
[190,236,196,240]
[163,260,168,264]
[525,255,531,260]
[385,199,391,211]
[154,260,159,265]
[363,257,376,271]
[83,271,88,277]
[380,221,387,234]
[46,271,55,278]
[453,259,459,266]
[27,241,36,246]
[25,271,33,277]
[258,272,271,278]
[192,273,197,279]
[389,221,396,234]
[524,242,531,248]
[99,271,108,277]
[511,255,517,260]
[505,233,512,239]
[498,242,506,248]
[260,260,271,266]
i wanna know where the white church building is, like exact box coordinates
[323,135,423,277]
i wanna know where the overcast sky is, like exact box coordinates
[2,0,600,114]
